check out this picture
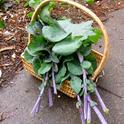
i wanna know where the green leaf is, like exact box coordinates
[42,25,69,42]
[70,76,82,94]
[63,56,74,64]
[28,35,46,54]
[51,52,59,63]
[23,49,34,63]
[27,21,42,35]
[81,61,92,69]
[87,66,94,75]
[79,45,91,56]
[88,82,95,93]
[32,57,41,74]
[58,19,95,38]
[28,0,41,9]
[0,0,4,5]
[52,37,82,56]
[14,0,20,4]
[38,63,52,75]
[56,64,66,83]
[0,19,5,29]
[85,54,97,71]
[85,0,94,5]
[67,61,82,76]
[61,73,70,82]
[27,12,33,18]
[39,4,56,25]
[89,28,102,43]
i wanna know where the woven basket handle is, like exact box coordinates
[30,0,109,81]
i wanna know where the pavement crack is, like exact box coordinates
[98,85,124,99]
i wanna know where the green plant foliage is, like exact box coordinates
[85,0,94,5]
[67,61,82,76]
[0,19,5,29]
[27,21,42,35]
[56,64,66,83]
[42,25,69,42]
[0,0,4,5]
[52,37,82,56]
[70,76,82,94]
[28,35,46,54]
[58,19,95,38]
[38,63,52,75]
[28,0,41,9]
[23,1,102,97]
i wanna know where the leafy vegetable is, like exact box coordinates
[28,0,41,9]
[23,49,34,63]
[67,61,82,76]
[56,64,66,83]
[27,21,42,35]
[42,25,69,42]
[58,19,95,38]
[70,76,82,94]
[38,63,52,75]
[28,35,46,54]
[23,2,108,124]
[32,57,41,74]
[81,61,92,69]
[52,37,82,56]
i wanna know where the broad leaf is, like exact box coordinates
[70,76,82,94]
[32,57,41,74]
[61,73,70,83]
[85,54,97,71]
[38,63,52,75]
[42,25,69,42]
[39,4,57,25]
[28,0,41,9]
[81,61,92,69]
[51,52,59,63]
[58,19,95,38]
[67,61,82,76]
[63,56,74,64]
[87,66,94,75]
[79,45,91,56]
[56,64,66,83]
[89,28,102,43]
[27,21,42,35]
[52,37,82,56]
[23,49,34,63]
[28,35,46,54]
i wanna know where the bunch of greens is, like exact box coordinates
[23,2,109,124]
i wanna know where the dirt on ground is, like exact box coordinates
[0,0,124,87]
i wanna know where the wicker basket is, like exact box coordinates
[21,0,109,98]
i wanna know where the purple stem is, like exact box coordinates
[88,96,108,124]
[35,98,42,113]
[52,68,57,94]
[31,73,48,115]
[77,95,85,124]
[87,102,91,124]
[77,53,88,120]
[31,93,43,115]
[48,86,53,107]
[83,70,88,120]
[95,88,109,114]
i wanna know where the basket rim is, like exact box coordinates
[28,0,109,80]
